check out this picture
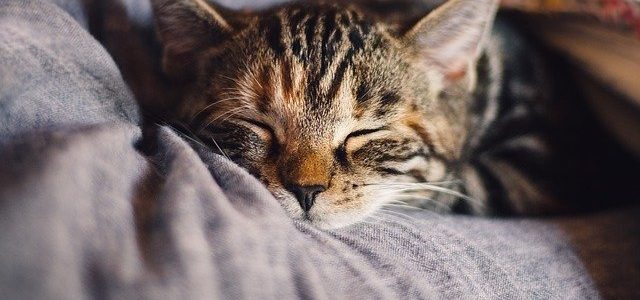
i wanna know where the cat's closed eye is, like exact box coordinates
[345,127,387,141]
[343,127,388,152]
[238,118,276,141]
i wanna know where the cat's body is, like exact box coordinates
[151,0,639,228]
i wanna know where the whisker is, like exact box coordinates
[370,211,420,227]
[377,209,419,222]
[367,182,483,208]
[365,180,460,187]
[220,105,253,124]
[191,96,247,121]
[198,106,250,132]
[165,124,209,150]
[218,74,244,86]
[208,137,231,160]
[383,202,425,211]
[159,120,232,160]
[386,196,450,211]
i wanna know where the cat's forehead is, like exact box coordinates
[266,2,375,40]
[250,2,383,68]
[233,4,407,116]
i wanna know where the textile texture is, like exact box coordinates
[0,0,638,299]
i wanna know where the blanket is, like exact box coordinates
[1,0,639,299]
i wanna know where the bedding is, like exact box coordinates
[0,0,639,299]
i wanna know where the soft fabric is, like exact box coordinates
[0,0,638,299]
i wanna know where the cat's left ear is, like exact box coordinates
[402,0,499,91]
[152,0,243,79]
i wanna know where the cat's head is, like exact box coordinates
[153,0,498,228]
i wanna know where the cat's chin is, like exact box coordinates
[284,206,366,230]
[306,206,376,230]
[285,203,372,230]
[283,208,368,229]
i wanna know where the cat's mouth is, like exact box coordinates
[271,187,378,229]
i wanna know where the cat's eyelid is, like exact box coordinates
[346,126,388,140]
[237,118,273,132]
[236,117,277,140]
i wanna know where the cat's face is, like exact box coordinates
[154,0,498,228]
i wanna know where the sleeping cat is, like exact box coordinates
[150,0,638,228]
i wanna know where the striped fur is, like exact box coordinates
[153,0,566,228]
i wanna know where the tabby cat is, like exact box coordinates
[150,0,637,228]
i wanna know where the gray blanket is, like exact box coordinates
[1,0,639,299]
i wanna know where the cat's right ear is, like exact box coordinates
[401,0,498,92]
[152,0,240,79]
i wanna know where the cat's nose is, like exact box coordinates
[288,184,325,212]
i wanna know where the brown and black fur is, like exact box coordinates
[150,0,639,228]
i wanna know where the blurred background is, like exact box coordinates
[501,0,640,156]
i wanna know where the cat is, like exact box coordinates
[150,0,639,229]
